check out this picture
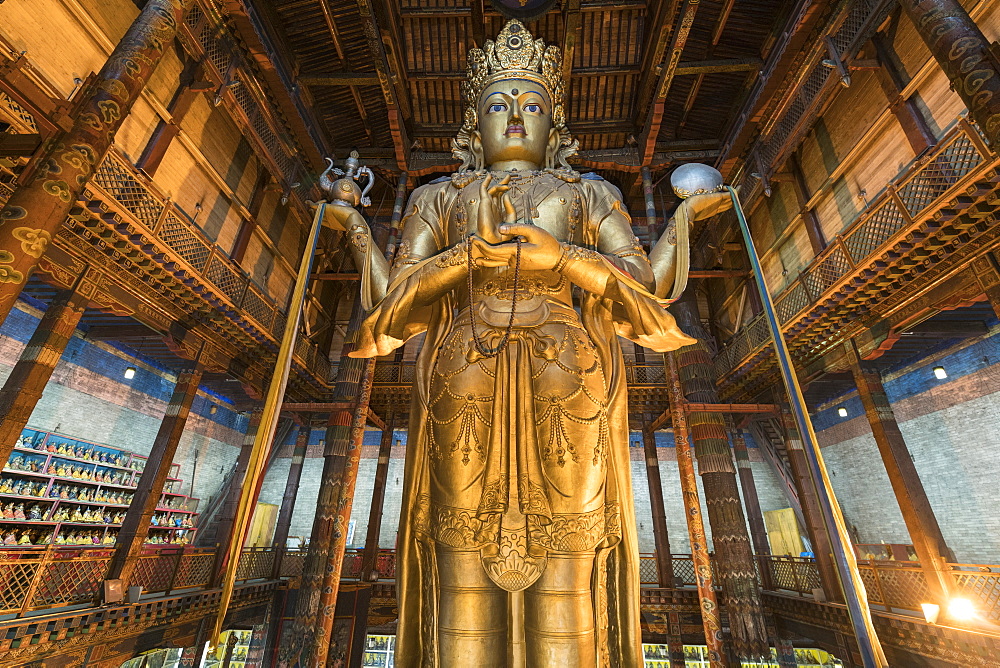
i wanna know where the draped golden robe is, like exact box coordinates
[351,170,694,667]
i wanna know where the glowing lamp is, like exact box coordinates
[837,407,848,418]
[947,598,976,622]
[124,367,136,380]
[933,366,947,380]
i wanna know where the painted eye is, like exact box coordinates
[488,103,507,113]
[523,103,542,113]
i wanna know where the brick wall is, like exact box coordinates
[0,301,249,508]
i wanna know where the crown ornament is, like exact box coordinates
[453,19,578,172]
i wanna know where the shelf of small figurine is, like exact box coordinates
[5,453,139,489]
[2,428,199,547]
[0,525,197,547]
[11,429,145,472]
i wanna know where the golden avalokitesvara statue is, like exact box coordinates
[323,19,732,668]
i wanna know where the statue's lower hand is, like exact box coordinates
[469,223,563,272]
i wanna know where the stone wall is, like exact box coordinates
[812,325,1000,564]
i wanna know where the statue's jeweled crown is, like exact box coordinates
[454,20,578,171]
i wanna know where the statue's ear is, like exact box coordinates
[545,128,560,170]
[470,130,486,171]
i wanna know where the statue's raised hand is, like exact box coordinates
[478,173,517,244]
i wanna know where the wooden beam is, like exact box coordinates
[282,401,354,412]
[649,402,777,431]
[299,73,381,86]
[688,269,748,278]
[86,324,160,339]
[367,407,385,431]
[674,58,763,75]
[357,0,411,170]
[313,0,374,144]
[638,0,702,166]
[562,0,583,84]
[0,132,41,157]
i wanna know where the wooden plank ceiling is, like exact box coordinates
[260,0,795,209]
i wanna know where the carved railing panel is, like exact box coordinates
[716,120,994,377]
[82,149,328,383]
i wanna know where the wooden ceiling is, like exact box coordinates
[249,0,812,209]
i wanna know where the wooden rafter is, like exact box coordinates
[312,0,374,144]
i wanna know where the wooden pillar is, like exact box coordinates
[0,0,193,324]
[665,351,727,668]
[729,421,774,590]
[665,611,686,668]
[871,31,936,154]
[271,423,311,551]
[0,281,88,467]
[780,405,842,603]
[641,420,675,587]
[208,408,260,581]
[105,360,204,588]
[360,411,395,582]
[136,56,205,176]
[846,341,954,602]
[899,0,1000,147]
[641,165,660,244]
[788,152,827,255]
[671,292,768,659]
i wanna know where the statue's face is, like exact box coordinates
[476,78,556,168]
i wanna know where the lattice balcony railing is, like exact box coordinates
[82,148,330,384]
[715,119,994,379]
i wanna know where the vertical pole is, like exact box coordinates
[271,423,311,551]
[665,351,727,668]
[210,200,327,647]
[780,406,842,602]
[898,0,1000,147]
[729,186,887,667]
[0,280,88,466]
[728,419,773,590]
[309,360,376,666]
[105,359,204,587]
[641,420,674,586]
[0,0,193,324]
[845,341,954,601]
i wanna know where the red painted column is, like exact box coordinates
[665,351,727,668]
[0,282,88,466]
[899,0,1000,146]
[780,405,842,603]
[729,422,774,590]
[360,410,395,582]
[105,362,204,588]
[0,0,194,325]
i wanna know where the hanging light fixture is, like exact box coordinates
[933,366,947,380]
[837,407,848,418]
[124,367,136,380]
